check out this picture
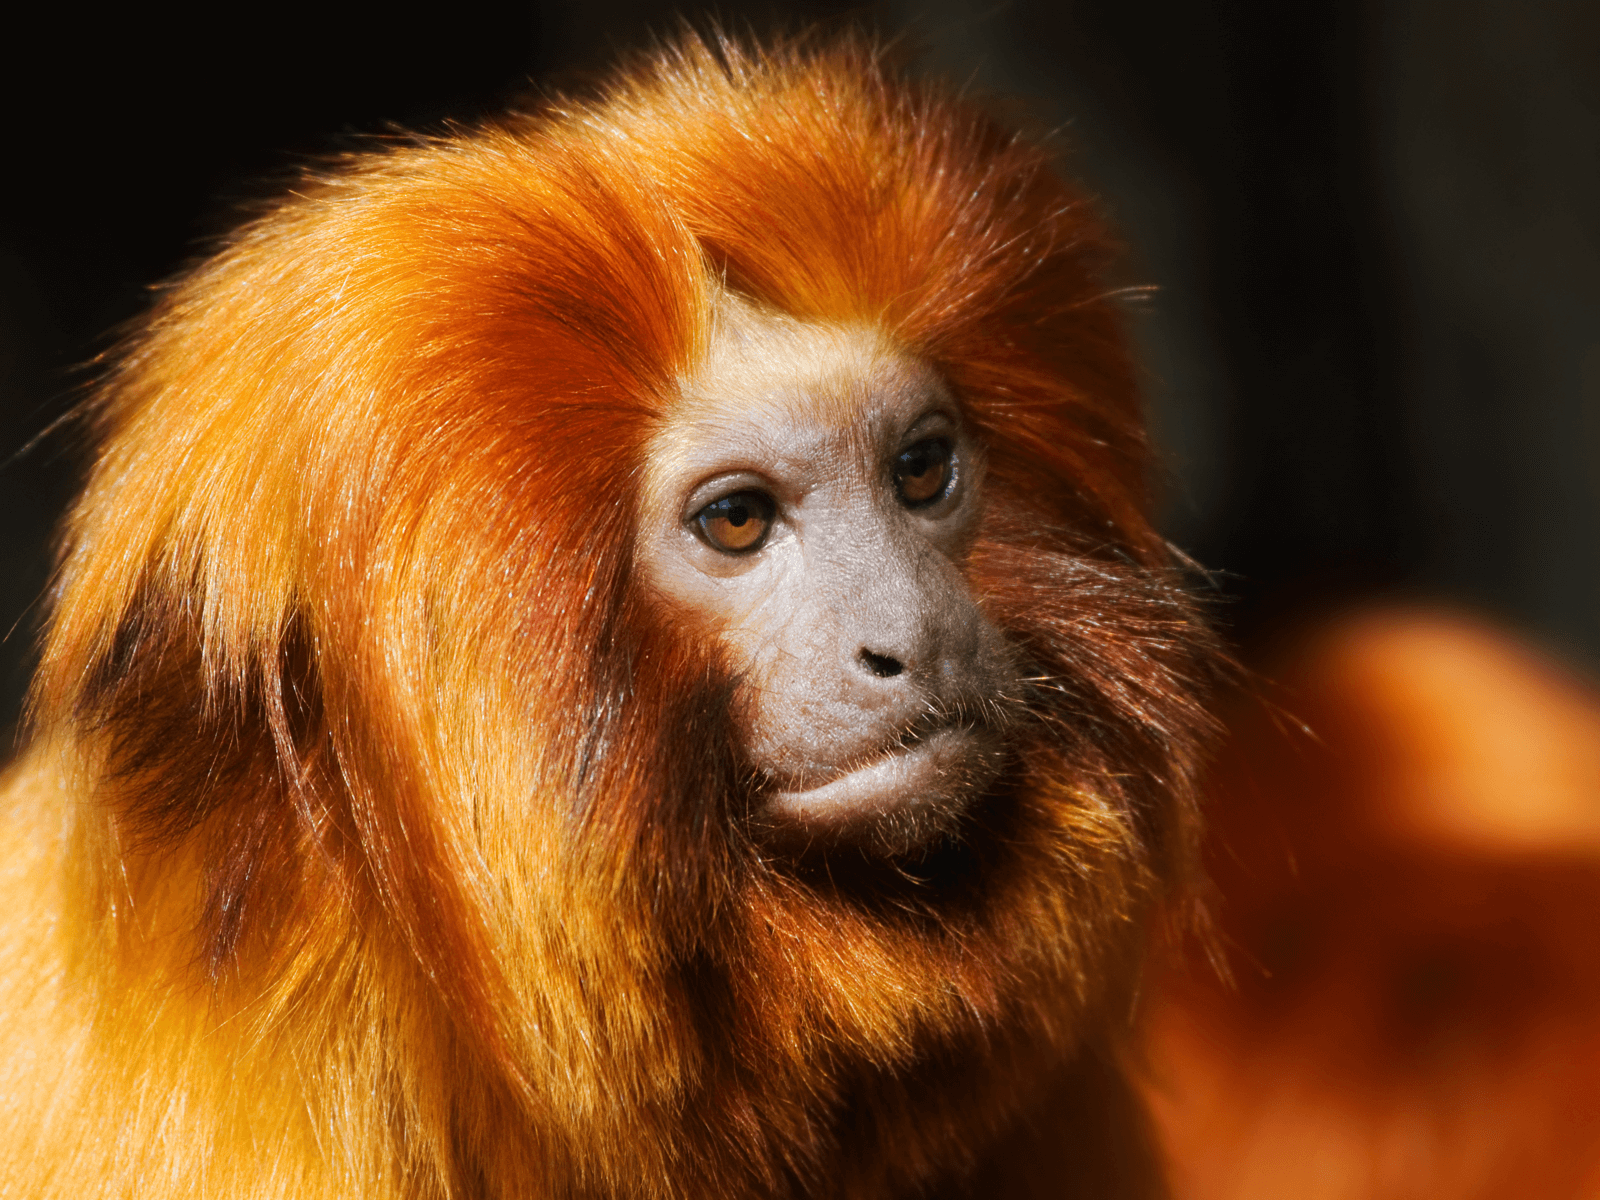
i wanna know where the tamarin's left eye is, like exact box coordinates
[894,438,954,507]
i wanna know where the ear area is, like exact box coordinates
[61,573,351,979]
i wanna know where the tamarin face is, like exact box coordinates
[639,295,1015,852]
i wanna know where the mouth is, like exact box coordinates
[761,723,993,833]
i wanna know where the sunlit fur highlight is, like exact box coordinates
[0,36,1218,1199]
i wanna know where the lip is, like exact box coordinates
[763,724,983,826]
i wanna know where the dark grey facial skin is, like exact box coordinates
[639,299,1017,851]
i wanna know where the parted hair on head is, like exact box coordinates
[0,32,1219,1200]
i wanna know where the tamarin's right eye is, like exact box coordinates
[694,490,776,553]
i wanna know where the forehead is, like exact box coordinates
[656,298,943,456]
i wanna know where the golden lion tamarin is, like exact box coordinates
[0,36,1218,1199]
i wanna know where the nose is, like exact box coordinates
[828,506,990,698]
[857,647,905,678]
[841,548,971,691]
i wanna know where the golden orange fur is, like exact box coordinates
[0,37,1218,1198]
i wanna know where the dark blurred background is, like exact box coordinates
[3,1,1597,735]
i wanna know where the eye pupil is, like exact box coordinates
[895,438,954,506]
[695,490,774,553]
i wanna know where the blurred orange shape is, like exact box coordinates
[1141,608,1600,1200]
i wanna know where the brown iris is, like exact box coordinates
[695,490,776,554]
[894,438,954,507]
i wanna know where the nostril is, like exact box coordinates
[859,648,904,679]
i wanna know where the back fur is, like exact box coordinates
[0,35,1217,1199]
